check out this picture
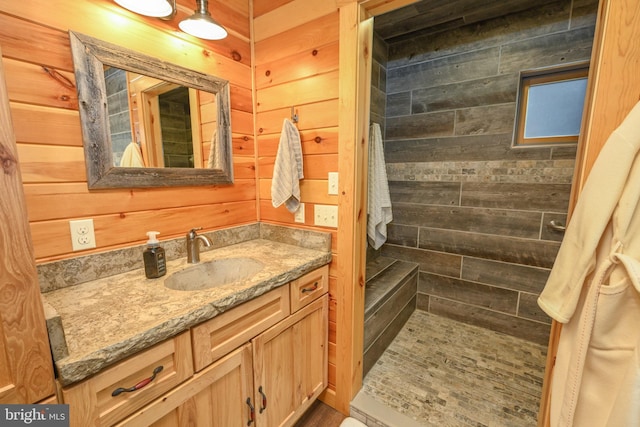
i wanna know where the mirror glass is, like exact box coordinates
[105,67,220,169]
[69,31,234,188]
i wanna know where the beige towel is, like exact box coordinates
[271,119,303,213]
[119,142,145,167]
[367,123,392,249]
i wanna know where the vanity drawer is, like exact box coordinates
[290,265,328,313]
[62,331,193,427]
[191,285,290,371]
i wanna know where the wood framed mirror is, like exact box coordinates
[69,31,234,189]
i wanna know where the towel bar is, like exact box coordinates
[548,220,566,232]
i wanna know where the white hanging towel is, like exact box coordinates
[271,118,303,213]
[207,130,217,169]
[119,141,145,167]
[367,123,392,249]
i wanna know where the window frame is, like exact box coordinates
[514,62,589,147]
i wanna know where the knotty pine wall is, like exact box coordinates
[0,0,255,262]
[252,0,342,401]
[3,0,356,410]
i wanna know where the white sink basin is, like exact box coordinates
[164,257,264,291]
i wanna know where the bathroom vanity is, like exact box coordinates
[41,227,331,427]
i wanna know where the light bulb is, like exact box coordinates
[114,0,173,18]
[179,17,227,40]
[179,0,228,40]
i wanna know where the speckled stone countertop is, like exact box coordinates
[42,234,331,387]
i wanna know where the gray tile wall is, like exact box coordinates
[105,68,133,167]
[159,91,194,168]
[375,0,598,345]
[368,30,390,265]
[371,31,388,136]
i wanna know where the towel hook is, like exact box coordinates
[291,106,299,123]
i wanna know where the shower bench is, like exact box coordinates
[363,256,418,375]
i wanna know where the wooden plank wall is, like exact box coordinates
[252,0,342,403]
[381,0,598,345]
[0,0,255,262]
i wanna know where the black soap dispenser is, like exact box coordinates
[143,231,166,279]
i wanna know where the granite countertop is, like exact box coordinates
[42,238,331,386]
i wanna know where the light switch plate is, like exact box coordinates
[69,219,96,251]
[294,203,305,223]
[328,172,339,195]
[314,204,338,228]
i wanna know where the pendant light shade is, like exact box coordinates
[179,0,228,40]
[114,0,174,18]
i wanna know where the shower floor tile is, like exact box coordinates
[360,310,547,426]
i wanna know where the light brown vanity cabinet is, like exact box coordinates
[187,265,329,427]
[62,265,329,427]
[119,294,328,427]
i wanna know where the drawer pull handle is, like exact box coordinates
[301,282,319,293]
[258,386,267,413]
[111,366,163,397]
[246,397,255,425]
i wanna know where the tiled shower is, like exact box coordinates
[369,0,598,345]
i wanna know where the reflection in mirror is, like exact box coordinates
[69,31,233,188]
[106,67,220,169]
[153,85,195,168]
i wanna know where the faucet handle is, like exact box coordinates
[187,227,203,238]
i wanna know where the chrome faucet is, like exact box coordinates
[186,228,212,264]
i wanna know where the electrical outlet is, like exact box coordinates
[294,203,305,223]
[314,204,338,228]
[69,219,96,251]
[328,172,339,195]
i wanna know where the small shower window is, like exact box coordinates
[514,63,589,146]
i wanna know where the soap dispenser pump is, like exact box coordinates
[143,231,166,279]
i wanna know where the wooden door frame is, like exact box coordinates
[344,0,640,424]
[331,1,372,413]
[333,0,422,413]
[538,0,640,424]
[0,46,56,403]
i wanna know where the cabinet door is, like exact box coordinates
[252,294,328,427]
[118,344,254,427]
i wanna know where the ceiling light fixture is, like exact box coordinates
[179,0,228,40]
[114,0,175,18]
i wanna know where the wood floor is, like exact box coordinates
[295,400,347,427]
